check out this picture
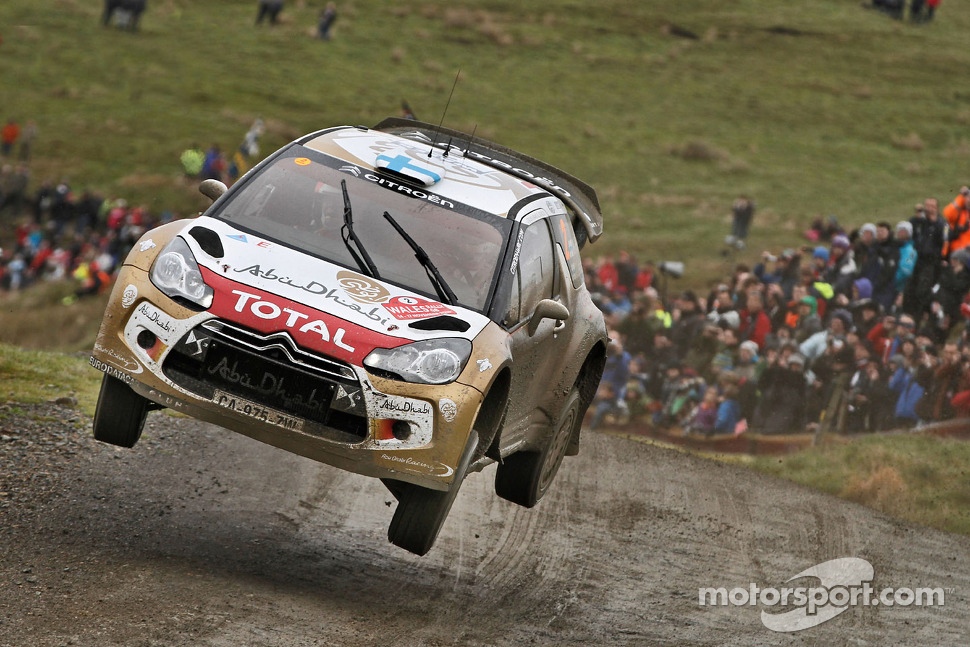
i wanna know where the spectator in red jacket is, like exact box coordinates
[0,119,20,158]
[739,289,772,351]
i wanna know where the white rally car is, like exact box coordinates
[90,118,608,555]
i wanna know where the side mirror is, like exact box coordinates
[528,299,570,336]
[199,178,228,202]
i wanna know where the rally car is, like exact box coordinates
[90,118,608,555]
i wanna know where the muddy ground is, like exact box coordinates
[0,402,967,646]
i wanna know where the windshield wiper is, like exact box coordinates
[340,179,380,279]
[382,211,458,306]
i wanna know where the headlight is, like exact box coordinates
[149,236,213,308]
[364,338,472,385]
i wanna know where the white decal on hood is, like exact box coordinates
[233,265,390,326]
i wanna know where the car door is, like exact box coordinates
[502,214,575,446]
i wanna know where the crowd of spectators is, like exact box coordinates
[587,193,970,436]
[0,164,179,301]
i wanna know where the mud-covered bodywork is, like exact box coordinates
[91,119,607,554]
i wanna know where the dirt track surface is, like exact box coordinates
[1,403,968,646]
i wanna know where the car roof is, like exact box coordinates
[298,120,603,244]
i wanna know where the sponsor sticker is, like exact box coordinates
[92,343,143,374]
[378,453,454,478]
[337,270,390,304]
[89,356,133,384]
[232,264,391,326]
[383,295,456,321]
[201,268,409,364]
[439,398,458,423]
[121,284,138,308]
[378,398,432,416]
[136,302,174,333]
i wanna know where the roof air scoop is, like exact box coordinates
[375,147,447,187]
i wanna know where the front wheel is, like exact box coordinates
[386,434,479,556]
[92,374,149,448]
[495,387,582,508]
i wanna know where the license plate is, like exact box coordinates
[212,389,304,432]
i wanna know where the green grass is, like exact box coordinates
[0,343,100,417]
[0,281,110,352]
[748,434,970,536]
[5,0,970,284]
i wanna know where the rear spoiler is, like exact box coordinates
[374,117,603,245]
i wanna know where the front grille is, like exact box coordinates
[202,320,357,382]
[162,320,368,442]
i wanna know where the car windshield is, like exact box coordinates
[213,147,512,312]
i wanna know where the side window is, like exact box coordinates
[504,221,555,326]
[553,214,585,288]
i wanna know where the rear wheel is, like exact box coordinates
[495,387,581,508]
[92,374,149,448]
[386,434,479,556]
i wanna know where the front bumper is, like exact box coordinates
[91,265,485,491]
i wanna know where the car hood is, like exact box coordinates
[179,217,492,365]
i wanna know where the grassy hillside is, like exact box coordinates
[5,0,970,287]
[749,433,970,537]
[0,282,109,352]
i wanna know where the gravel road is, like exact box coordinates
[0,402,967,646]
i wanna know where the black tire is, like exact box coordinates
[92,374,149,448]
[495,386,581,508]
[386,434,478,556]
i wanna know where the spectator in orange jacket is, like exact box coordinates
[943,187,970,256]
